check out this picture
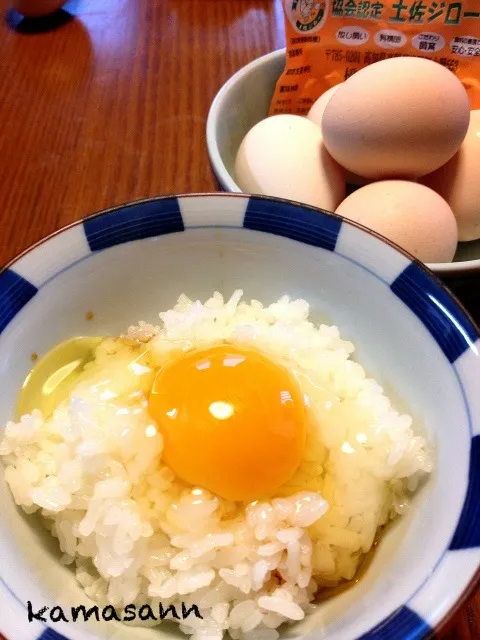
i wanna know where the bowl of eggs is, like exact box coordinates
[206,49,480,311]
[0,192,479,640]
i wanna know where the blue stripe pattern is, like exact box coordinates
[39,629,69,640]
[83,198,184,252]
[391,263,479,364]
[244,197,342,252]
[359,606,431,640]
[0,269,38,334]
[450,435,480,550]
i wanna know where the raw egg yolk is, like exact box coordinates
[148,344,306,501]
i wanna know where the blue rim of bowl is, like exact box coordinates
[1,192,480,640]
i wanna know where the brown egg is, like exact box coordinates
[335,181,458,263]
[308,85,368,188]
[307,85,341,128]
[322,57,470,180]
[12,0,65,17]
[422,110,480,242]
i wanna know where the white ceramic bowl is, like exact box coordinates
[1,193,480,640]
[206,49,480,306]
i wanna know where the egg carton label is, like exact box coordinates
[374,29,408,49]
[412,31,446,53]
[272,0,480,115]
[450,35,480,56]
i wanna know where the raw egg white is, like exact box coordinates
[335,181,458,263]
[422,110,480,242]
[322,57,471,180]
[148,344,306,501]
[235,115,345,211]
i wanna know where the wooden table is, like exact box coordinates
[0,1,478,638]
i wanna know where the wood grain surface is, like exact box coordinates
[0,1,478,639]
[0,0,285,265]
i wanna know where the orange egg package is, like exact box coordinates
[270,0,480,114]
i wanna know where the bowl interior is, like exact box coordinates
[0,194,479,639]
[207,50,287,194]
[206,49,480,276]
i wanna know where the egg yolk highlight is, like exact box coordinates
[148,344,306,501]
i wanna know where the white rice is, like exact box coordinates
[0,291,433,639]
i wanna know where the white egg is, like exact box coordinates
[235,115,345,211]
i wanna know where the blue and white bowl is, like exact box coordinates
[1,193,479,640]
